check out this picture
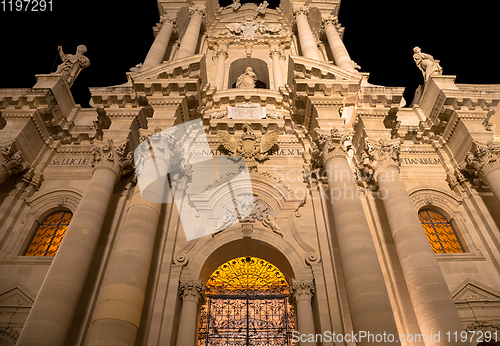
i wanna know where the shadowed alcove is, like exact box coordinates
[228,58,269,89]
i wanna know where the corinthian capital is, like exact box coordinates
[293,6,309,17]
[159,15,176,28]
[310,128,353,168]
[212,46,228,61]
[179,280,205,303]
[91,139,133,177]
[462,141,500,179]
[290,279,314,302]
[359,138,401,179]
[189,6,205,18]
[322,14,338,27]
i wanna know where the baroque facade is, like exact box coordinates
[1,0,500,345]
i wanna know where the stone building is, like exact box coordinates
[1,0,500,345]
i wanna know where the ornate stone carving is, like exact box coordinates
[359,138,401,179]
[0,327,19,341]
[226,18,260,38]
[212,46,228,62]
[179,280,205,303]
[261,22,282,35]
[0,144,26,186]
[227,0,241,11]
[462,141,500,179]
[310,129,353,168]
[413,46,443,82]
[189,6,205,18]
[262,214,282,236]
[91,140,133,176]
[466,320,500,332]
[256,1,269,15]
[20,168,43,198]
[293,6,309,18]
[266,112,284,119]
[290,280,315,302]
[217,123,279,171]
[54,45,90,87]
[323,14,339,27]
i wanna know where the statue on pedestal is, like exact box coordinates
[54,45,90,87]
[236,67,257,88]
[412,46,442,82]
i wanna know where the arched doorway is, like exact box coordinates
[198,256,295,345]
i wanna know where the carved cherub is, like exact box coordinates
[217,123,279,171]
[262,214,282,236]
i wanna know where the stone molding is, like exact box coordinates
[0,327,19,343]
[462,141,500,179]
[26,189,82,213]
[359,138,401,180]
[290,279,314,302]
[179,280,205,303]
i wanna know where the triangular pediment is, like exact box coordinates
[452,278,500,302]
[129,54,207,82]
[0,286,34,307]
[289,55,364,82]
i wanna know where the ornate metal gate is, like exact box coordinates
[198,256,295,346]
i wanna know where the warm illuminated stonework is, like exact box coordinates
[1,0,500,345]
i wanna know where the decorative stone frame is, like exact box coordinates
[409,188,484,261]
[227,57,271,89]
[5,189,82,263]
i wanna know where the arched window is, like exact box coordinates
[24,211,73,257]
[419,209,464,254]
[199,256,294,345]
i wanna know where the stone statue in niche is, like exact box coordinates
[412,46,442,82]
[256,1,268,15]
[236,67,257,88]
[54,45,90,87]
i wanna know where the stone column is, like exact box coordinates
[177,7,205,59]
[293,7,321,61]
[362,138,467,345]
[142,16,176,70]
[463,141,500,203]
[313,130,400,345]
[269,47,284,89]
[17,140,131,346]
[213,46,228,90]
[175,280,204,346]
[322,15,356,72]
[290,280,315,346]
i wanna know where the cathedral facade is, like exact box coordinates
[1,0,500,345]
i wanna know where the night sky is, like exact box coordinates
[0,0,498,108]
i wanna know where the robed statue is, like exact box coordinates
[412,46,442,82]
[236,67,257,88]
[54,45,90,87]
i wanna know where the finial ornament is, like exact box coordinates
[412,46,443,82]
[461,141,500,179]
[53,45,90,87]
[359,138,401,180]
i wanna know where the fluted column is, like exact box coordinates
[463,141,500,203]
[175,280,204,346]
[213,46,228,90]
[269,47,284,89]
[17,140,131,346]
[362,138,467,345]
[177,7,205,59]
[313,130,400,345]
[290,280,315,346]
[322,15,355,72]
[293,7,321,61]
[142,15,176,70]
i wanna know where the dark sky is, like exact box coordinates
[0,0,498,108]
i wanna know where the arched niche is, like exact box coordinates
[228,58,269,89]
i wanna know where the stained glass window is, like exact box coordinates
[24,211,72,257]
[419,209,464,254]
[199,256,295,345]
